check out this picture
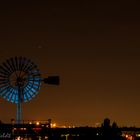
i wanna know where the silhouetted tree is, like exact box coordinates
[101,118,112,139]
[112,121,123,140]
[101,118,123,140]
[102,118,111,128]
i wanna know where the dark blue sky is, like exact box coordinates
[0,0,140,127]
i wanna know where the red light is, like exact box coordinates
[33,128,42,131]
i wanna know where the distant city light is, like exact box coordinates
[36,121,40,125]
[136,134,140,137]
[15,136,21,140]
[51,123,56,128]
[125,134,133,140]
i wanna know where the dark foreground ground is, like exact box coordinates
[0,123,140,140]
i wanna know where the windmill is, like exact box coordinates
[0,56,59,124]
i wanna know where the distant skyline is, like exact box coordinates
[0,0,140,127]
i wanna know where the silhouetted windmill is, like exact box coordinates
[0,56,59,124]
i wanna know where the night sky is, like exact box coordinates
[0,0,140,127]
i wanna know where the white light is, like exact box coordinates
[36,121,40,125]
[96,133,99,136]
[136,134,140,137]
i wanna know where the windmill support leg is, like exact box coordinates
[16,85,23,124]
[16,102,22,124]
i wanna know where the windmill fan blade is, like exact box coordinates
[0,66,10,75]
[10,57,17,71]
[2,62,13,74]
[18,56,24,71]
[15,56,19,70]
[43,76,60,85]
[0,56,42,103]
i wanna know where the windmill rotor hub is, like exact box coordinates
[9,71,28,87]
[16,77,25,87]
